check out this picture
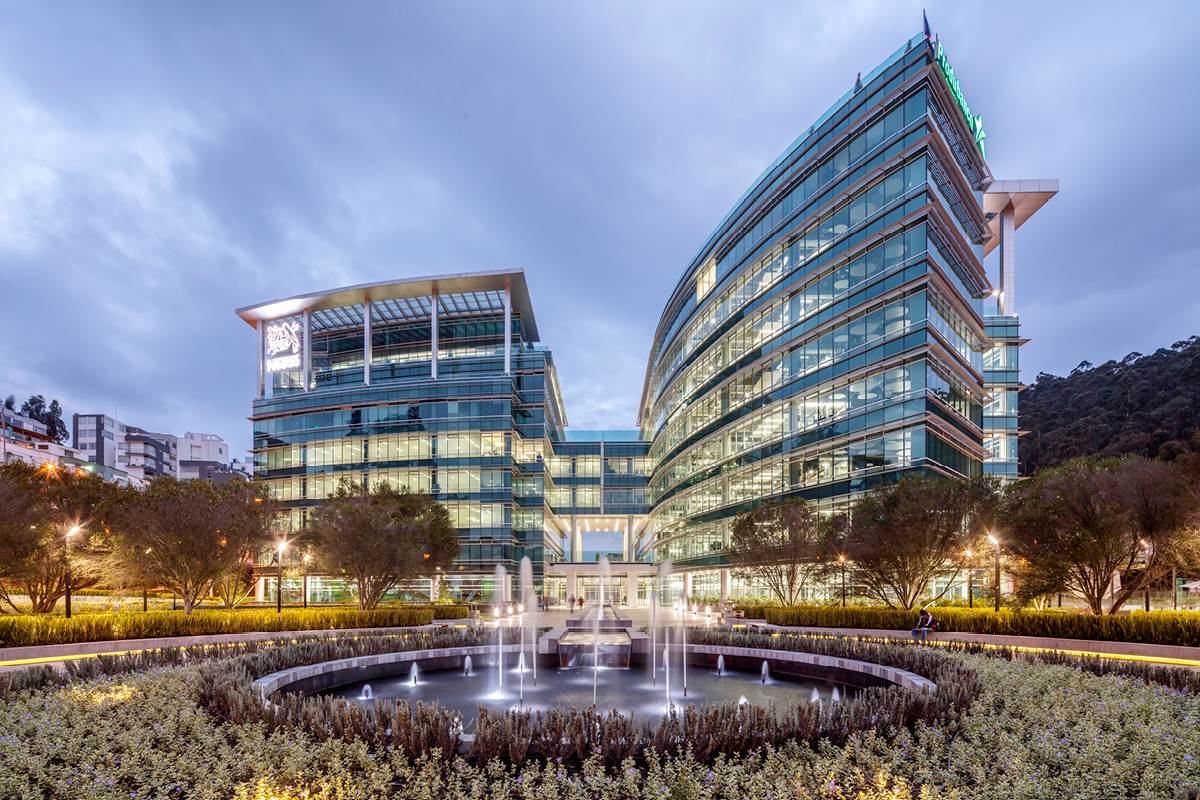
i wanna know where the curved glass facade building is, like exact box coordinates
[638,31,1018,585]
[237,28,1055,605]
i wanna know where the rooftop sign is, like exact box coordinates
[265,319,302,372]
[934,39,986,159]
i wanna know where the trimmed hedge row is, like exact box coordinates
[762,604,1200,647]
[0,605,468,647]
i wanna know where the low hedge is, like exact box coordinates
[763,604,1200,647]
[0,606,458,647]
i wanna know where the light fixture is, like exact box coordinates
[986,533,999,546]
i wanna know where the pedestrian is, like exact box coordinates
[911,607,937,643]
[568,593,575,611]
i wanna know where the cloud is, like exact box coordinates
[0,0,1196,457]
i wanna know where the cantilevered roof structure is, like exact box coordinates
[982,179,1059,257]
[234,269,539,341]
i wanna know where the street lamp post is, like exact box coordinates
[302,552,311,609]
[964,548,974,608]
[64,525,81,619]
[276,541,288,613]
[837,554,847,607]
[987,534,1001,612]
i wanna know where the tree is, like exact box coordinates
[0,462,113,613]
[16,394,69,442]
[308,481,457,610]
[106,478,276,614]
[3,395,15,411]
[835,475,998,610]
[1003,457,1200,614]
[728,499,826,605]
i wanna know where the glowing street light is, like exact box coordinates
[64,525,82,619]
[837,554,847,607]
[275,540,288,614]
[986,534,1001,612]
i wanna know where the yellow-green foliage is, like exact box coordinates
[762,605,1200,647]
[0,606,470,647]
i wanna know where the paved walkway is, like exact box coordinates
[3,611,1198,672]
[756,623,1200,667]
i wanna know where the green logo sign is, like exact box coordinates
[934,39,986,158]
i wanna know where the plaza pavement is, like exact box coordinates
[3,607,1199,673]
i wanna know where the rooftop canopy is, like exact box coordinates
[983,179,1059,257]
[234,268,539,341]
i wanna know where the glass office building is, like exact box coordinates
[636,30,1054,595]
[238,29,1052,604]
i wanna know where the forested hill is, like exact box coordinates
[1018,336,1200,473]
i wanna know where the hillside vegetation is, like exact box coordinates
[1019,335,1200,472]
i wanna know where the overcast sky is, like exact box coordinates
[1,1,1197,457]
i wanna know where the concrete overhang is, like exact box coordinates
[983,179,1059,256]
[234,268,539,342]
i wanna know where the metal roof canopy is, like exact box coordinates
[982,179,1059,257]
[234,269,539,341]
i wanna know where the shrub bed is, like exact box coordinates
[0,606,457,647]
[763,604,1200,647]
[189,627,980,769]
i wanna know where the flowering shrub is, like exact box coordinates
[763,604,1200,646]
[0,605,469,647]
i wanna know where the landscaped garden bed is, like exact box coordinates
[761,604,1200,647]
[2,627,1199,798]
[0,605,470,648]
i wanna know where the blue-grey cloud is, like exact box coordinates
[0,0,1196,457]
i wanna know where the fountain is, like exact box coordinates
[716,655,725,676]
[493,564,507,695]
[358,683,373,701]
[593,555,612,705]
[680,600,688,697]
[463,656,473,677]
[761,660,770,684]
[831,686,841,704]
[408,663,419,687]
[738,695,748,705]
[519,556,537,685]
[664,627,671,711]
[810,686,820,704]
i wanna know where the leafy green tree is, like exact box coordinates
[728,499,826,605]
[1003,457,1200,614]
[106,478,277,614]
[0,462,113,613]
[308,481,458,610]
[834,475,999,610]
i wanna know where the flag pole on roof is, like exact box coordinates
[923,10,933,43]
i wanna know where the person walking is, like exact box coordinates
[568,594,575,611]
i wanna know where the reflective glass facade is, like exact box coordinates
[638,33,1000,569]
[240,32,1040,599]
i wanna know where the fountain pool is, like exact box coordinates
[325,657,845,728]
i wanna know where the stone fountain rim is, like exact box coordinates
[250,641,936,710]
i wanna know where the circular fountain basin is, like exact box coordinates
[326,660,841,723]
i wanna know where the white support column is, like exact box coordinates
[363,299,372,386]
[255,576,265,602]
[719,568,730,606]
[682,573,692,604]
[570,517,581,562]
[503,281,512,376]
[626,571,639,608]
[566,569,578,603]
[998,205,1016,315]
[430,289,439,379]
[256,320,265,399]
[430,574,439,602]
[302,310,311,391]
